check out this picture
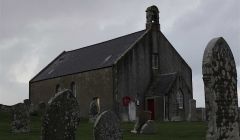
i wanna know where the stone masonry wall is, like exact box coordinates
[30,67,113,118]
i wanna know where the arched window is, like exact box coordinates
[70,82,76,97]
[56,84,61,93]
[177,90,184,109]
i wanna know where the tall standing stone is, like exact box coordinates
[93,110,122,140]
[202,37,239,140]
[41,89,80,140]
[128,101,136,121]
[89,97,100,123]
[11,103,30,133]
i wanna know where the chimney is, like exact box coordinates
[146,5,160,31]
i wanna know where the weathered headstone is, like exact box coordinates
[128,101,136,121]
[131,110,151,134]
[196,108,206,121]
[202,37,239,140]
[38,101,46,115]
[187,99,197,121]
[89,97,100,123]
[11,103,30,133]
[93,110,122,140]
[0,104,11,113]
[140,120,156,134]
[23,99,31,113]
[23,99,31,107]
[41,89,80,140]
[29,103,38,116]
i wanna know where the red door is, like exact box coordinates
[147,99,155,120]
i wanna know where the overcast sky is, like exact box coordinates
[0,0,239,107]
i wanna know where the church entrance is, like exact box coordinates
[147,99,155,120]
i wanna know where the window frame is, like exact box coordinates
[152,53,159,69]
[55,84,61,93]
[177,90,184,109]
[70,82,77,97]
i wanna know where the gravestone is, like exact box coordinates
[202,37,239,140]
[38,101,46,115]
[93,110,122,140]
[11,103,30,133]
[140,120,156,134]
[41,89,80,140]
[131,110,151,134]
[23,99,31,107]
[128,101,136,121]
[89,97,100,123]
[187,99,197,121]
[196,108,206,121]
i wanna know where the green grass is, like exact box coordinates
[0,112,207,140]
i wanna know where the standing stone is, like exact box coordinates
[128,101,136,121]
[93,110,122,140]
[131,110,151,134]
[202,37,239,140]
[89,97,100,123]
[187,99,197,121]
[196,108,206,121]
[38,101,46,115]
[41,89,80,140]
[140,120,156,134]
[23,99,31,107]
[11,103,30,133]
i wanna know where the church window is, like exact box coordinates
[56,84,61,93]
[177,90,184,109]
[152,54,159,69]
[70,82,77,97]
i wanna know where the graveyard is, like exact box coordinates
[0,111,206,140]
[0,2,239,140]
[0,36,237,140]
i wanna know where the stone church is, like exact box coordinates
[29,5,193,121]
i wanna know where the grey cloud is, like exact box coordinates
[164,0,240,75]
[0,0,239,106]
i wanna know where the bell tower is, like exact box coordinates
[146,5,160,31]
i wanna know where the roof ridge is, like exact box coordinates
[66,30,146,53]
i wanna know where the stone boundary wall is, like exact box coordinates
[0,104,12,113]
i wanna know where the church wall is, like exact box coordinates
[167,73,192,121]
[30,67,113,118]
[114,32,152,120]
[158,32,192,93]
[157,32,193,120]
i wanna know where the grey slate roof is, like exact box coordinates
[31,30,146,82]
[146,72,177,97]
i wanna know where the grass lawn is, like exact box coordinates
[0,111,207,140]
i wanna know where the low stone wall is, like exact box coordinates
[0,104,12,113]
[195,108,206,121]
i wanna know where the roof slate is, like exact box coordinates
[31,30,146,82]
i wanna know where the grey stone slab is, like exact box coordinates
[202,37,239,140]
[41,89,80,140]
[140,120,156,134]
[93,110,122,140]
[11,103,30,133]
